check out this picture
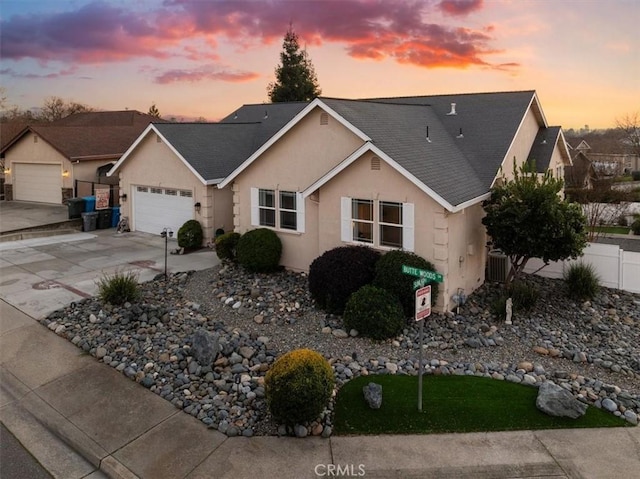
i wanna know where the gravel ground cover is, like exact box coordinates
[41,262,640,438]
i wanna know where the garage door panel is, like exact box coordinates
[133,187,194,235]
[14,163,61,204]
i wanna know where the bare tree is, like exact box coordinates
[616,112,640,158]
[38,96,93,122]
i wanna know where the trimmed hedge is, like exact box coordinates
[215,232,241,261]
[308,246,381,314]
[265,349,334,426]
[343,285,405,340]
[236,228,282,272]
[177,220,203,250]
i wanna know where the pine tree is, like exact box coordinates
[148,103,161,119]
[267,25,321,102]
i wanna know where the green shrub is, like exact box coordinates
[490,296,508,321]
[507,281,539,311]
[343,285,405,340]
[632,218,640,235]
[617,215,628,227]
[177,220,203,250]
[308,246,381,314]
[564,262,600,300]
[236,228,282,272]
[214,232,241,261]
[96,270,140,305]
[265,349,334,426]
[632,170,640,181]
[373,250,439,317]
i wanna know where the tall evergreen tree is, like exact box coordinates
[148,103,161,119]
[267,26,321,102]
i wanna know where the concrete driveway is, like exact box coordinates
[0,201,72,234]
[0,228,219,319]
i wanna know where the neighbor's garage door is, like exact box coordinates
[133,185,194,235]
[14,163,61,203]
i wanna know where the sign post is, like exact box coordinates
[415,285,431,412]
[401,265,443,412]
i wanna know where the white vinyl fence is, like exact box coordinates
[523,242,640,294]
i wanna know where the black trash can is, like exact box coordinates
[67,198,85,219]
[97,208,113,229]
[81,212,98,231]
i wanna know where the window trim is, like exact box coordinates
[341,196,414,251]
[251,187,305,233]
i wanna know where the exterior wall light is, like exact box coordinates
[62,170,70,177]
[194,202,201,214]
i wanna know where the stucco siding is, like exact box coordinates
[232,106,364,270]
[5,133,72,191]
[116,132,216,243]
[500,108,541,179]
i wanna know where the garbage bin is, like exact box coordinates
[111,206,121,228]
[97,208,113,229]
[67,198,85,219]
[83,196,96,212]
[81,212,98,231]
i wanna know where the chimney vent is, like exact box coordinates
[426,125,432,143]
[457,127,464,139]
[447,102,457,115]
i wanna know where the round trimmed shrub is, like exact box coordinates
[265,349,334,426]
[343,285,404,340]
[236,228,282,272]
[632,218,640,235]
[373,250,439,317]
[214,232,241,261]
[177,219,203,250]
[564,262,600,300]
[308,246,381,314]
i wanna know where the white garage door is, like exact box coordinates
[14,163,62,203]
[133,185,194,235]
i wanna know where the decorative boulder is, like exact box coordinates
[190,329,220,367]
[536,381,587,419]
[363,382,383,409]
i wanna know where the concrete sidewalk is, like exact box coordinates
[2,302,640,479]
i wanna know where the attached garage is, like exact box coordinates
[14,163,62,203]
[132,185,194,235]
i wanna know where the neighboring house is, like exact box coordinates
[217,90,571,311]
[1,111,159,204]
[565,150,597,188]
[108,103,307,239]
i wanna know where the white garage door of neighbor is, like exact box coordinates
[133,186,194,235]
[14,163,62,203]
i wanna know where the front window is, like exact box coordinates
[259,189,276,227]
[352,199,373,243]
[279,191,297,230]
[379,201,403,248]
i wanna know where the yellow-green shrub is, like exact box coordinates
[265,349,334,426]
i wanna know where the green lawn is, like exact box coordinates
[334,375,629,435]
[591,225,631,235]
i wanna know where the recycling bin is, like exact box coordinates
[83,196,96,212]
[97,208,113,229]
[81,212,98,231]
[67,198,85,219]
[111,206,121,227]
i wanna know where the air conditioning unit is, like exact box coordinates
[487,249,510,283]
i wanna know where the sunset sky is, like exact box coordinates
[1,0,638,129]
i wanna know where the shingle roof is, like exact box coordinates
[153,122,260,181]
[1,110,157,160]
[319,91,538,205]
[527,126,562,172]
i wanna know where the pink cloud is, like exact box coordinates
[1,0,511,74]
[155,65,260,84]
[438,0,484,16]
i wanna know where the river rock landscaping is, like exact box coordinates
[41,262,640,437]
